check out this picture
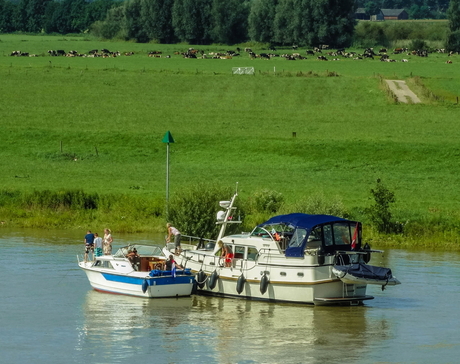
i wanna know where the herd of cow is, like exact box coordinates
[8,46,457,63]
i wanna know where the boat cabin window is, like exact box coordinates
[333,223,351,246]
[234,245,245,259]
[323,225,333,246]
[320,222,359,252]
[288,229,307,248]
[228,245,258,261]
[94,260,114,269]
[306,227,322,249]
[247,247,258,261]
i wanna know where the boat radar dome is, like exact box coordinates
[219,201,231,208]
[216,210,225,221]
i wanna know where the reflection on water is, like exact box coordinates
[77,292,194,362]
[77,290,390,364]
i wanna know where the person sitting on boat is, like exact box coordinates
[126,248,140,270]
[224,246,234,267]
[165,254,183,271]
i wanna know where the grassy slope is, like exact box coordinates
[1,34,460,237]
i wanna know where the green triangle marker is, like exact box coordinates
[162,131,175,143]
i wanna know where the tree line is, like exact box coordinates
[90,0,357,47]
[0,0,459,50]
[0,0,356,48]
[0,0,118,34]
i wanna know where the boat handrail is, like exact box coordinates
[335,249,384,255]
[180,234,216,246]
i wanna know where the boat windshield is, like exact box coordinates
[250,227,272,238]
[287,228,307,248]
[251,223,294,238]
[113,244,164,258]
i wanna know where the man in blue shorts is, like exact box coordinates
[84,230,95,262]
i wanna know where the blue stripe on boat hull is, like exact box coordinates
[101,273,192,286]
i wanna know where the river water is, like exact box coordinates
[1,228,459,364]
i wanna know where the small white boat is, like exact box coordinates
[164,187,401,306]
[78,244,195,298]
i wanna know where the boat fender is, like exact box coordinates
[236,274,246,294]
[260,273,269,295]
[142,279,149,293]
[363,243,371,264]
[209,270,219,290]
[196,270,207,289]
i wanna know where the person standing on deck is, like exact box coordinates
[93,233,103,259]
[166,223,181,255]
[103,228,113,255]
[84,230,95,262]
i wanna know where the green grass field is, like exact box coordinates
[1,34,460,246]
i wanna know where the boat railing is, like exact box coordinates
[180,234,216,249]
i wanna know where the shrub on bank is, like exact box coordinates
[0,187,459,249]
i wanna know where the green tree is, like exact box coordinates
[210,0,249,44]
[363,1,379,16]
[123,0,149,42]
[0,0,16,32]
[274,0,301,45]
[310,0,355,48]
[366,179,396,234]
[172,0,212,44]
[447,0,460,51]
[43,0,59,33]
[274,0,355,47]
[248,0,278,43]
[169,184,237,239]
[94,5,125,39]
[86,0,118,27]
[140,0,175,43]
[15,0,52,32]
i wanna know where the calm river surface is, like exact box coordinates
[1,228,459,364]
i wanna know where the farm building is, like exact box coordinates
[380,9,409,20]
[355,8,370,20]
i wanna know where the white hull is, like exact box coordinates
[80,263,194,298]
[168,247,373,305]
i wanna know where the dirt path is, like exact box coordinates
[385,80,421,104]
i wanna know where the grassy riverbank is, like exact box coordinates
[1,34,460,248]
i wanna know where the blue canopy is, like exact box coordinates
[259,213,356,257]
[259,213,351,229]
